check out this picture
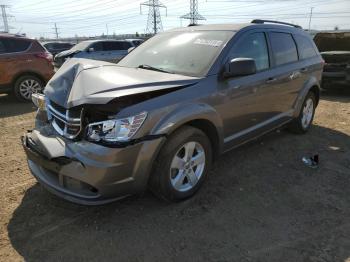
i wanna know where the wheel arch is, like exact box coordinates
[151,103,224,160]
[293,76,320,118]
[11,71,46,88]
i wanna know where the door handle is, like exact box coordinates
[266,77,277,84]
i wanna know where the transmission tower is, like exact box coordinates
[140,0,167,34]
[181,0,206,26]
[52,23,60,39]
[1,5,10,33]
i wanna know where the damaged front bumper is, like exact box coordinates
[22,124,165,205]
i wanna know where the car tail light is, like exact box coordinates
[35,52,53,62]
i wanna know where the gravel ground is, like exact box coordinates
[0,90,349,262]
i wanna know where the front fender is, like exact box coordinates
[293,76,320,118]
[151,103,224,147]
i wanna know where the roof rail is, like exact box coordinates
[251,19,302,29]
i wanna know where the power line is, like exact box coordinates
[141,0,167,34]
[181,0,206,25]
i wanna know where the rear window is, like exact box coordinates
[294,35,317,59]
[269,32,298,66]
[2,39,31,53]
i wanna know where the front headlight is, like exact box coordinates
[87,112,147,143]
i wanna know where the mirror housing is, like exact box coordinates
[224,58,257,78]
[88,47,94,52]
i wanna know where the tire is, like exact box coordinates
[288,91,316,134]
[14,75,44,102]
[149,126,213,202]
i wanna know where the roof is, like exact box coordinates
[166,22,304,33]
[0,33,32,40]
[81,39,130,43]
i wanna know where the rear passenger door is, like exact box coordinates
[0,38,32,85]
[266,31,303,113]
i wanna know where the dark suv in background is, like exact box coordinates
[42,41,74,56]
[0,34,55,101]
[23,20,323,205]
[314,31,350,89]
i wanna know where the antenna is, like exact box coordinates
[140,0,167,34]
[181,0,206,26]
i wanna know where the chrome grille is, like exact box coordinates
[47,100,82,139]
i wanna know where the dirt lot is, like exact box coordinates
[0,90,349,262]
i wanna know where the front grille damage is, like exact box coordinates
[47,100,82,139]
[46,86,185,140]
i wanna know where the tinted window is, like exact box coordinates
[294,34,317,59]
[269,32,298,66]
[90,42,103,51]
[103,41,131,51]
[2,39,31,53]
[132,40,142,46]
[229,32,269,71]
[0,40,6,54]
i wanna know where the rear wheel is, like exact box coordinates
[149,126,212,202]
[288,91,316,134]
[14,75,43,102]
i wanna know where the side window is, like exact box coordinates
[229,32,269,71]
[90,42,103,51]
[269,32,298,66]
[103,41,132,51]
[294,34,317,59]
[3,39,31,53]
[0,40,7,54]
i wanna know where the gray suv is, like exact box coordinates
[23,20,323,205]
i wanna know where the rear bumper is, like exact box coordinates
[22,128,165,205]
[322,67,350,87]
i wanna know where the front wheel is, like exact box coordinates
[288,91,316,134]
[149,126,212,202]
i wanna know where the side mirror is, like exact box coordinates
[224,58,256,78]
[128,47,135,53]
[88,47,94,52]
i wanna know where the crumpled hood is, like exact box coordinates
[45,58,200,108]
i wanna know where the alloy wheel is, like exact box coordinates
[19,79,42,100]
[301,97,314,129]
[170,141,206,192]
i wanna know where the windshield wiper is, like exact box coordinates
[137,64,173,74]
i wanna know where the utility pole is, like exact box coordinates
[1,5,10,33]
[308,7,314,31]
[181,0,206,26]
[53,23,59,39]
[140,0,167,34]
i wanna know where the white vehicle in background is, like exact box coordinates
[53,39,143,68]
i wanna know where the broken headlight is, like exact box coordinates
[86,112,147,142]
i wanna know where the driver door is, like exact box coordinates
[218,31,281,146]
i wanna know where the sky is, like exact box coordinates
[1,0,350,38]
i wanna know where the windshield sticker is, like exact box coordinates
[194,39,223,47]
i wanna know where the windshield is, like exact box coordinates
[118,30,234,77]
[70,41,91,52]
[314,33,350,52]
